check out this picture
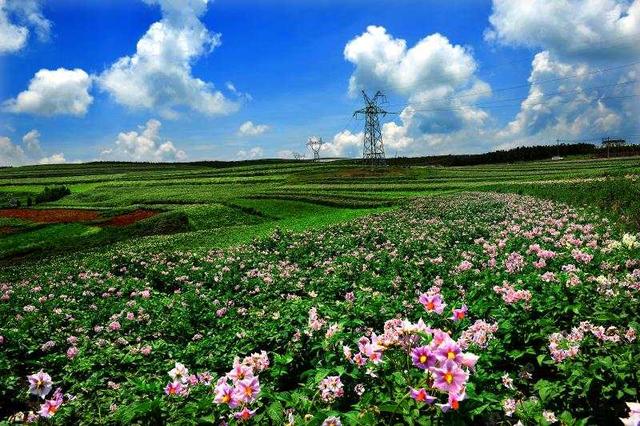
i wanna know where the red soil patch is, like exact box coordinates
[0,226,17,235]
[104,210,157,226]
[0,208,101,223]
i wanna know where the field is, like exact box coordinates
[1,157,640,424]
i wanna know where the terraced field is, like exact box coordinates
[0,156,639,262]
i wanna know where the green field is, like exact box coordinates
[1,156,639,265]
[2,157,640,425]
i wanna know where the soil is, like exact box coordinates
[0,208,101,223]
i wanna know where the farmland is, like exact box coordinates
[1,157,640,425]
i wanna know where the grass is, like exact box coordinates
[0,156,638,265]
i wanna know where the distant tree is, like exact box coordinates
[8,198,21,208]
[35,186,71,204]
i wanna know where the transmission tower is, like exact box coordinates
[354,90,389,167]
[306,136,323,161]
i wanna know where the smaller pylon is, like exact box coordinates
[306,136,323,161]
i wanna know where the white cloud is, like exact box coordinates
[236,146,263,160]
[3,68,93,116]
[238,121,270,136]
[0,0,50,54]
[486,1,640,148]
[486,0,640,60]
[343,26,492,155]
[38,153,66,165]
[101,119,187,162]
[0,129,65,166]
[22,129,43,156]
[0,136,26,166]
[99,0,239,118]
[322,130,362,157]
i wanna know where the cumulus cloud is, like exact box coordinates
[101,119,187,162]
[343,26,492,154]
[238,121,270,136]
[486,1,640,147]
[99,0,239,118]
[322,130,362,157]
[236,146,263,160]
[485,0,640,60]
[38,153,66,165]
[0,136,26,166]
[0,129,66,166]
[3,68,93,116]
[22,129,43,156]
[0,0,50,54]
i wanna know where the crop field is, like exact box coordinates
[1,157,640,424]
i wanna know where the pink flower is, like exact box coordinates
[322,416,342,426]
[411,346,436,369]
[435,340,462,364]
[234,407,257,422]
[213,382,239,407]
[141,345,152,356]
[227,363,253,383]
[39,398,62,418]
[438,391,466,412]
[409,387,436,404]
[450,305,468,321]
[433,360,468,395]
[28,370,52,399]
[108,321,121,332]
[236,376,261,403]
[418,293,446,314]
[164,381,183,396]
[319,376,344,403]
[456,260,473,272]
[66,347,78,359]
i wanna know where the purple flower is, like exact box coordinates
[234,407,257,422]
[236,376,261,403]
[418,293,446,314]
[411,346,436,369]
[450,305,468,321]
[433,360,468,395]
[409,387,436,404]
[435,340,462,364]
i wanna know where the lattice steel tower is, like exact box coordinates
[354,90,389,167]
[306,136,323,161]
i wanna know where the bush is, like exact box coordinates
[34,186,71,204]
[7,197,21,208]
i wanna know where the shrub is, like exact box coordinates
[34,186,71,204]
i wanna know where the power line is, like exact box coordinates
[384,60,640,109]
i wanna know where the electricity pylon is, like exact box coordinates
[307,136,323,161]
[354,90,389,167]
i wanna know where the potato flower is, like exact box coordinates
[27,370,52,399]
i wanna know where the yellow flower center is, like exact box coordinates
[445,373,453,384]
[419,355,427,363]
[447,351,455,360]
[426,301,435,310]
[245,387,253,397]
[222,394,230,403]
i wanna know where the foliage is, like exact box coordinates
[34,186,71,204]
[1,193,639,424]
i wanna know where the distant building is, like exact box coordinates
[551,156,564,161]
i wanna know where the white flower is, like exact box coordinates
[168,362,189,384]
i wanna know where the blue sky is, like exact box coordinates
[1,0,638,164]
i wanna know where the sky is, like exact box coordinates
[0,0,639,165]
